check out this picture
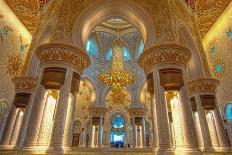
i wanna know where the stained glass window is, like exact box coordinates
[225,104,232,121]
[216,63,223,74]
[112,115,125,129]
[86,38,98,57]
[226,29,232,39]
[210,47,217,55]
[74,120,81,129]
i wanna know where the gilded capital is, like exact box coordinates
[88,107,107,117]
[187,78,219,96]
[36,43,90,74]
[128,108,146,117]
[138,44,191,74]
[13,77,38,93]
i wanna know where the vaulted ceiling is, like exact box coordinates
[4,0,231,38]
[194,0,231,37]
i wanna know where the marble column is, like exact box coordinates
[16,93,35,148]
[98,116,103,147]
[206,111,220,148]
[142,117,146,147]
[0,116,7,142]
[0,105,18,147]
[36,94,56,147]
[81,129,86,147]
[22,85,47,149]
[153,70,172,152]
[9,110,24,146]
[213,106,230,150]
[150,94,158,148]
[49,67,73,152]
[178,86,199,152]
[195,95,213,151]
[193,112,204,149]
[170,96,184,149]
[89,119,94,147]
[132,117,137,147]
[63,93,77,148]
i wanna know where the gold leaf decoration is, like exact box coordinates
[7,53,23,77]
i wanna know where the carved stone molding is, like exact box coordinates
[187,78,219,96]
[88,107,107,117]
[138,44,191,74]
[36,43,90,74]
[12,77,37,93]
[128,108,146,117]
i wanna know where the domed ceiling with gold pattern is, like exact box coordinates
[3,0,231,37]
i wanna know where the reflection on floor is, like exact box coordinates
[0,148,231,155]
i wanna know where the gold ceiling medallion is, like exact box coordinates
[6,53,23,77]
[99,37,135,104]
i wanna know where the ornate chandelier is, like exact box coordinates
[99,38,135,103]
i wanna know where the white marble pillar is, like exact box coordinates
[16,93,35,148]
[0,105,18,147]
[150,94,158,148]
[153,69,172,152]
[138,125,142,147]
[98,116,103,147]
[170,96,184,149]
[37,94,56,147]
[63,93,77,148]
[206,111,220,148]
[81,129,86,147]
[150,128,154,147]
[9,110,24,147]
[22,85,47,149]
[193,112,204,150]
[0,116,7,143]
[142,117,146,147]
[91,125,95,147]
[132,117,137,147]
[195,95,213,151]
[49,67,73,152]
[178,86,199,152]
[89,119,94,147]
[135,126,138,147]
[213,106,230,150]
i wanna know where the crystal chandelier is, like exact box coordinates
[99,38,135,104]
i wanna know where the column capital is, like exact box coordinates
[13,77,38,93]
[88,106,107,117]
[12,77,37,109]
[36,42,90,75]
[128,107,146,117]
[138,44,191,75]
[187,78,219,96]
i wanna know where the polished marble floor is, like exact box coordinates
[0,148,231,155]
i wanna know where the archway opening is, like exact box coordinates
[110,114,126,147]
[72,0,154,48]
[84,17,145,60]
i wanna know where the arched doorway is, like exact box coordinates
[72,119,82,147]
[110,114,126,147]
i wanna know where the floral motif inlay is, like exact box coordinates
[12,77,37,91]
[138,44,191,74]
[36,43,90,73]
[187,78,219,95]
